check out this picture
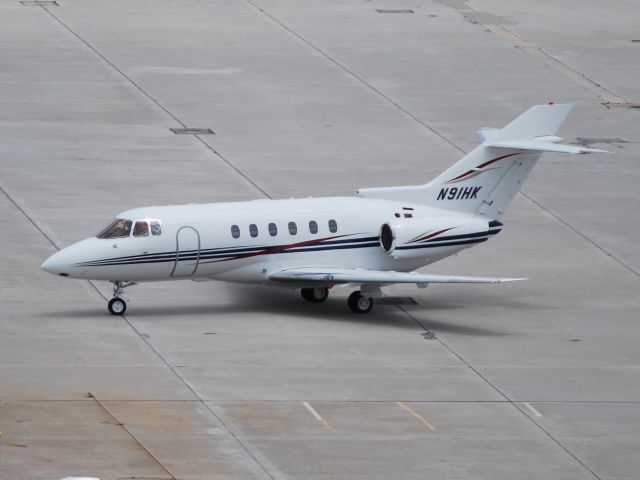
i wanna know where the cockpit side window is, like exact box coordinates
[133,221,149,237]
[97,219,133,239]
[150,220,161,236]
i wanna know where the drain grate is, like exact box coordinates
[602,102,640,109]
[170,127,215,135]
[374,296,418,305]
[376,9,414,14]
[21,0,58,5]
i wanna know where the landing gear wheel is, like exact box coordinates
[348,291,373,314]
[108,281,136,315]
[108,297,127,316]
[301,287,329,303]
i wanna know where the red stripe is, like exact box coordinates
[446,153,519,183]
[210,234,348,262]
[409,227,455,244]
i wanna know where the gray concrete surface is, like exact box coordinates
[1,0,639,479]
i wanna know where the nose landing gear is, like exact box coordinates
[108,281,136,315]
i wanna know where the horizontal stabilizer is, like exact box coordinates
[486,138,610,154]
[270,267,526,285]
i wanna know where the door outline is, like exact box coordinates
[171,226,201,277]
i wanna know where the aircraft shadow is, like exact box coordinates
[42,285,515,336]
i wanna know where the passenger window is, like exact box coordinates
[328,219,338,233]
[249,224,258,238]
[288,222,297,235]
[150,220,161,236]
[309,220,318,234]
[133,221,149,237]
[268,223,278,236]
[231,225,240,239]
[97,219,133,239]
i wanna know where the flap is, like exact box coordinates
[270,267,526,285]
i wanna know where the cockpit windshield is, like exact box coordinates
[97,218,161,239]
[97,219,133,239]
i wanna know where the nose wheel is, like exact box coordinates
[108,281,136,316]
[108,297,127,315]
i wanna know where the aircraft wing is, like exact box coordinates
[269,267,526,285]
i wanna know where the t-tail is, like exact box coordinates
[358,103,608,218]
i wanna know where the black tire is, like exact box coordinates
[301,287,329,303]
[108,297,127,316]
[347,291,373,314]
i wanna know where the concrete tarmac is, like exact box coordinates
[1,1,639,479]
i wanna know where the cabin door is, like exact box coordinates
[171,226,201,277]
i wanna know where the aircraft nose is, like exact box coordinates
[41,250,71,277]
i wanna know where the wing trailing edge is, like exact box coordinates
[269,267,526,285]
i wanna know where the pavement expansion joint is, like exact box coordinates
[87,392,178,480]
[243,0,637,281]
[40,4,270,199]
[394,302,604,480]
[244,0,466,154]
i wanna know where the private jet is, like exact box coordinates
[41,103,606,314]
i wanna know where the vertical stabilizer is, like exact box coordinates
[357,104,606,218]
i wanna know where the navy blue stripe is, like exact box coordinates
[200,242,381,264]
[397,238,487,250]
[78,239,378,267]
[79,241,381,267]
[421,230,499,243]
[76,235,379,267]
[111,240,381,265]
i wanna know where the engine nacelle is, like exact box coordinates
[379,216,495,259]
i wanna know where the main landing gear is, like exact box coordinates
[108,281,136,315]
[300,287,375,313]
[347,291,373,314]
[300,287,329,303]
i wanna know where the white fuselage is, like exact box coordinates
[41,196,501,287]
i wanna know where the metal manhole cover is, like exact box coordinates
[602,102,640,109]
[170,127,215,135]
[376,9,415,14]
